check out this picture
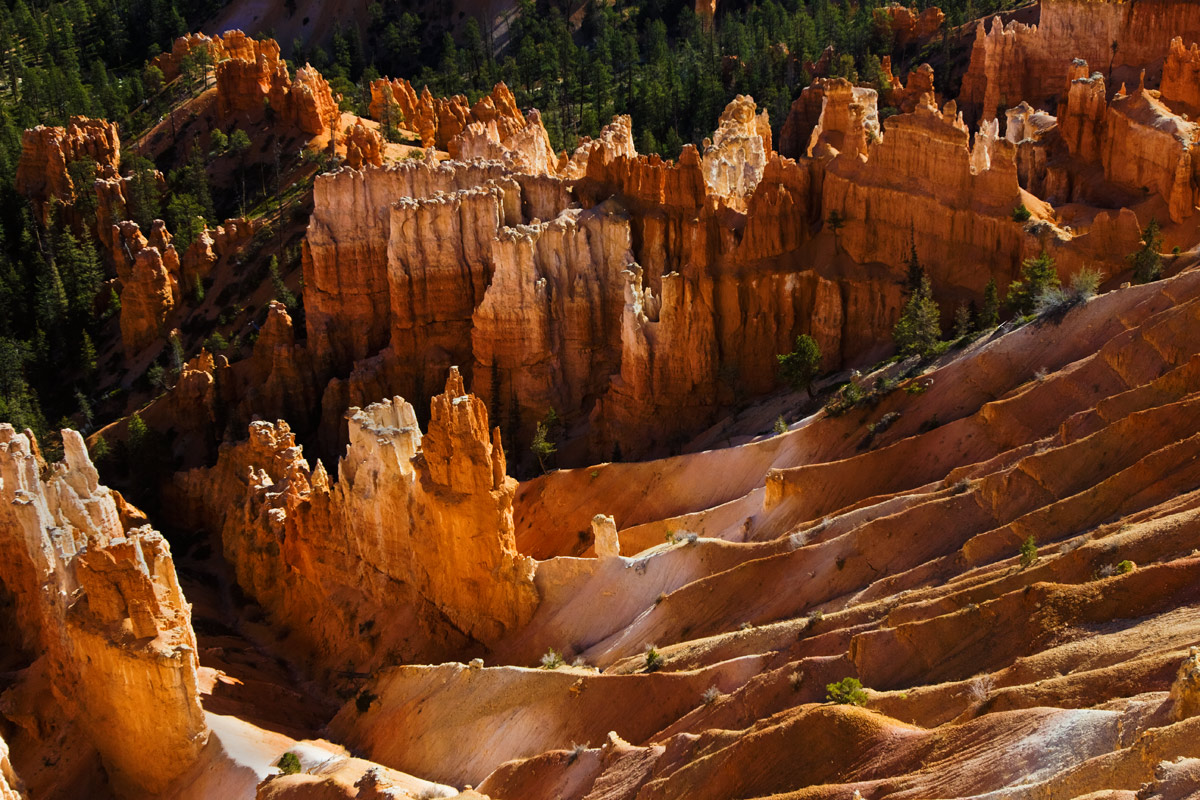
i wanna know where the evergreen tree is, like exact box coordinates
[777,334,822,396]
[1006,253,1060,317]
[978,278,1000,329]
[1128,218,1164,284]
[893,274,941,359]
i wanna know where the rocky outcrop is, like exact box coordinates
[560,114,638,180]
[211,32,339,137]
[1052,60,1200,222]
[449,108,558,176]
[1103,83,1199,223]
[369,80,526,151]
[15,117,120,221]
[823,96,1025,300]
[471,203,633,450]
[343,122,384,169]
[700,95,771,210]
[1162,36,1200,115]
[303,159,511,376]
[173,369,538,678]
[180,217,256,290]
[1058,63,1107,161]
[115,220,181,358]
[149,29,262,82]
[778,79,879,160]
[0,427,206,797]
[1171,647,1200,720]
[874,4,944,49]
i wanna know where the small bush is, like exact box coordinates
[1070,266,1103,299]
[1019,535,1039,568]
[1116,559,1135,574]
[277,752,301,775]
[825,381,866,416]
[702,686,721,705]
[774,415,788,435]
[1012,204,1032,222]
[968,675,994,704]
[567,742,588,764]
[868,411,901,436]
[1008,253,1059,317]
[644,646,663,672]
[540,648,565,669]
[788,671,803,691]
[826,677,869,706]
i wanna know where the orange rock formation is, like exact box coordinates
[368,80,527,151]
[213,33,339,136]
[873,4,944,48]
[15,116,120,221]
[172,368,537,677]
[962,0,1200,119]
[0,427,207,797]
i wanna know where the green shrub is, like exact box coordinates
[644,646,663,672]
[774,415,788,434]
[826,677,869,706]
[1116,559,1135,574]
[540,648,565,669]
[1012,204,1032,222]
[277,752,301,775]
[1007,253,1060,317]
[1019,535,1039,568]
[777,334,822,396]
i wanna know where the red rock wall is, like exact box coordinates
[962,0,1200,119]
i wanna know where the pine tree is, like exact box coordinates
[1128,218,1164,284]
[893,274,941,359]
[777,334,822,396]
[1006,253,1059,317]
[953,303,972,339]
[978,278,1000,329]
[902,229,924,297]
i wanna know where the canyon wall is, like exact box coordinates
[962,0,1200,118]
[0,427,207,797]
[823,96,1026,299]
[172,368,538,678]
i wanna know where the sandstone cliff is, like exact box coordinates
[0,427,207,797]
[173,368,538,678]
